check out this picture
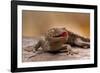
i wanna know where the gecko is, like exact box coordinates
[30,27,90,57]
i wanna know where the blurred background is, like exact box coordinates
[22,10,90,38]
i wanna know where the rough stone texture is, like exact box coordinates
[22,38,90,62]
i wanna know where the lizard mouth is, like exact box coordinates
[54,32,68,37]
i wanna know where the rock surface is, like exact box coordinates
[22,38,90,62]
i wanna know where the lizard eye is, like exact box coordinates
[50,28,55,33]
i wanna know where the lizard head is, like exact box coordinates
[50,27,68,37]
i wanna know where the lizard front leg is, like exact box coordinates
[28,40,44,59]
[60,44,79,55]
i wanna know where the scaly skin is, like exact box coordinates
[32,27,90,56]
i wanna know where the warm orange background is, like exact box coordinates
[22,10,90,38]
